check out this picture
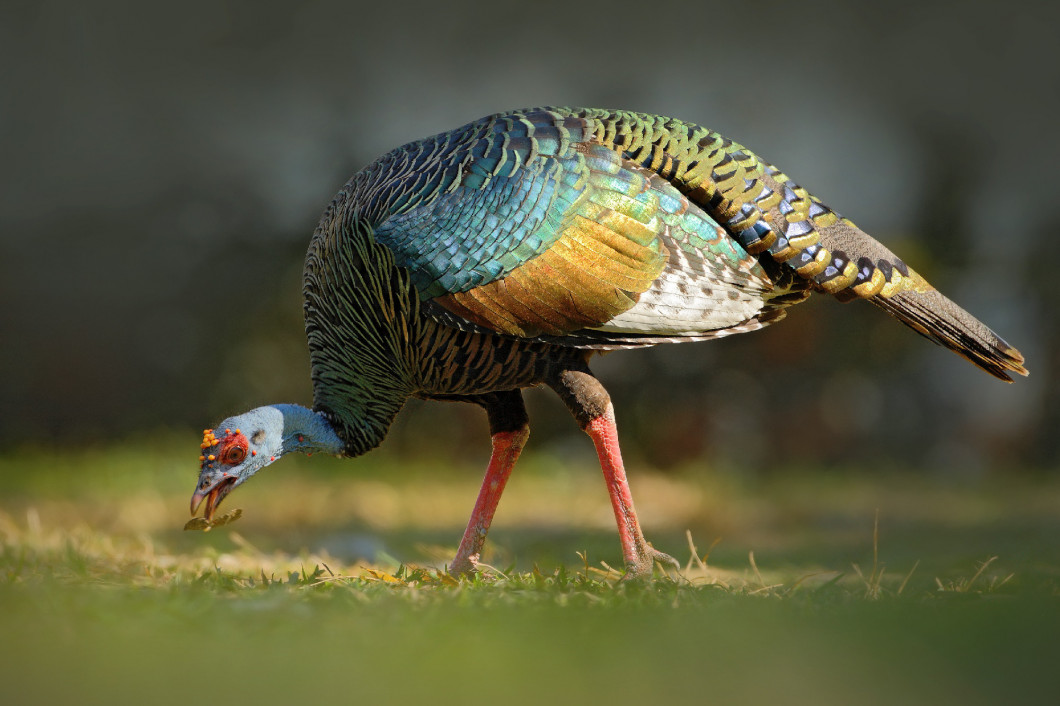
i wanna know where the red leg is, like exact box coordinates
[449,427,529,576]
[585,404,679,579]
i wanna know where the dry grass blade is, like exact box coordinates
[897,560,920,596]
[684,529,714,573]
[965,556,998,590]
[749,551,763,586]
[935,556,1013,594]
[472,561,511,581]
[746,551,782,594]
[854,510,885,599]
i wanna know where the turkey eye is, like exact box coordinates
[223,446,246,465]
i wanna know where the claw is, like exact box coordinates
[650,547,682,573]
[621,546,682,582]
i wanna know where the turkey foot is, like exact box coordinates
[622,544,681,581]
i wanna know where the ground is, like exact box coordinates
[1,439,1057,705]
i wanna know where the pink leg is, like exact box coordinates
[449,427,529,576]
[585,405,679,579]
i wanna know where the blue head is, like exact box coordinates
[190,404,344,520]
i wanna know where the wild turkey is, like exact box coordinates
[191,108,1027,579]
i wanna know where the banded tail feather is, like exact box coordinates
[871,288,1027,382]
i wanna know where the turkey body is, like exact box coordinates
[298,107,1026,577]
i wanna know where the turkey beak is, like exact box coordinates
[190,472,238,521]
[190,488,208,516]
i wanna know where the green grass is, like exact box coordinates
[1,439,1058,705]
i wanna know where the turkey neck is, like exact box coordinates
[303,208,423,457]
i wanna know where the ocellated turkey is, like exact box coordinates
[191,108,1027,579]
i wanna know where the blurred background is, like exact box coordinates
[1,0,1056,475]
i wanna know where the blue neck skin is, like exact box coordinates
[273,404,345,455]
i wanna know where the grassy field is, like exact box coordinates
[1,439,1058,705]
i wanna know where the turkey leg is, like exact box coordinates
[548,367,680,579]
[449,390,529,576]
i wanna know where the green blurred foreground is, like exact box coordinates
[0,440,1058,705]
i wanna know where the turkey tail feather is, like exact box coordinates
[870,288,1027,382]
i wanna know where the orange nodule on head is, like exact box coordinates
[201,429,220,450]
